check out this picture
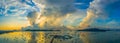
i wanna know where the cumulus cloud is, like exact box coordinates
[31,0,83,29]
[79,10,95,29]
[27,11,41,25]
[3,0,120,30]
[37,0,76,16]
[23,0,90,30]
[0,0,42,26]
[80,0,120,29]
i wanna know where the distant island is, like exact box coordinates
[0,28,120,34]
[77,28,110,32]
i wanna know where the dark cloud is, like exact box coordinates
[27,11,40,25]
[40,0,76,16]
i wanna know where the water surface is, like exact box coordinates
[0,31,120,43]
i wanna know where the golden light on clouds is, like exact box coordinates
[38,16,64,28]
[79,10,95,29]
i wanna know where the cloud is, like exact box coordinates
[32,0,77,29]
[89,0,120,19]
[0,0,40,16]
[21,0,88,30]
[0,0,41,27]
[74,3,85,5]
[79,10,95,29]
[27,11,41,25]
[80,0,120,29]
[37,0,76,16]
[105,20,120,29]
[4,0,120,30]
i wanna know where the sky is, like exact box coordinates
[0,0,120,30]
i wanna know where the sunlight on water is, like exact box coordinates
[0,31,120,43]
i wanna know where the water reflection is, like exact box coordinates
[0,31,120,43]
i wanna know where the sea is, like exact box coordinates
[0,31,120,43]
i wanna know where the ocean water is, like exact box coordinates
[0,31,120,43]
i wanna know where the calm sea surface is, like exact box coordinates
[0,31,120,43]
